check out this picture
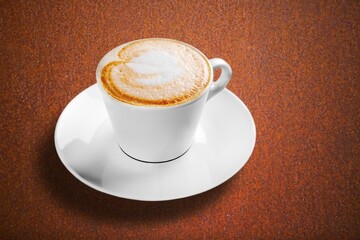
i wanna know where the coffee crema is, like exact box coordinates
[99,39,212,106]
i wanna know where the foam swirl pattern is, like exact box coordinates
[100,39,211,106]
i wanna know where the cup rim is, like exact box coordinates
[96,38,213,110]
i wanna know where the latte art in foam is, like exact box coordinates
[99,39,211,106]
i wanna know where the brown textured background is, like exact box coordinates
[1,0,359,239]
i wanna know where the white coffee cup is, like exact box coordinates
[96,39,232,163]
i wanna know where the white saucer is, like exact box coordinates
[54,85,256,201]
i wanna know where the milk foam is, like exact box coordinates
[124,50,181,86]
[100,39,211,106]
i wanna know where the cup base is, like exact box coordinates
[118,145,191,164]
[54,84,256,200]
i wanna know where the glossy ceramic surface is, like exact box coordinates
[54,85,256,201]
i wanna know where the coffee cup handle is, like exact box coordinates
[207,58,232,101]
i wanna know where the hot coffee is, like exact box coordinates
[99,38,212,106]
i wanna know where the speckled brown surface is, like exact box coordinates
[1,1,359,239]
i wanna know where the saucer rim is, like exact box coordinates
[54,84,256,201]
